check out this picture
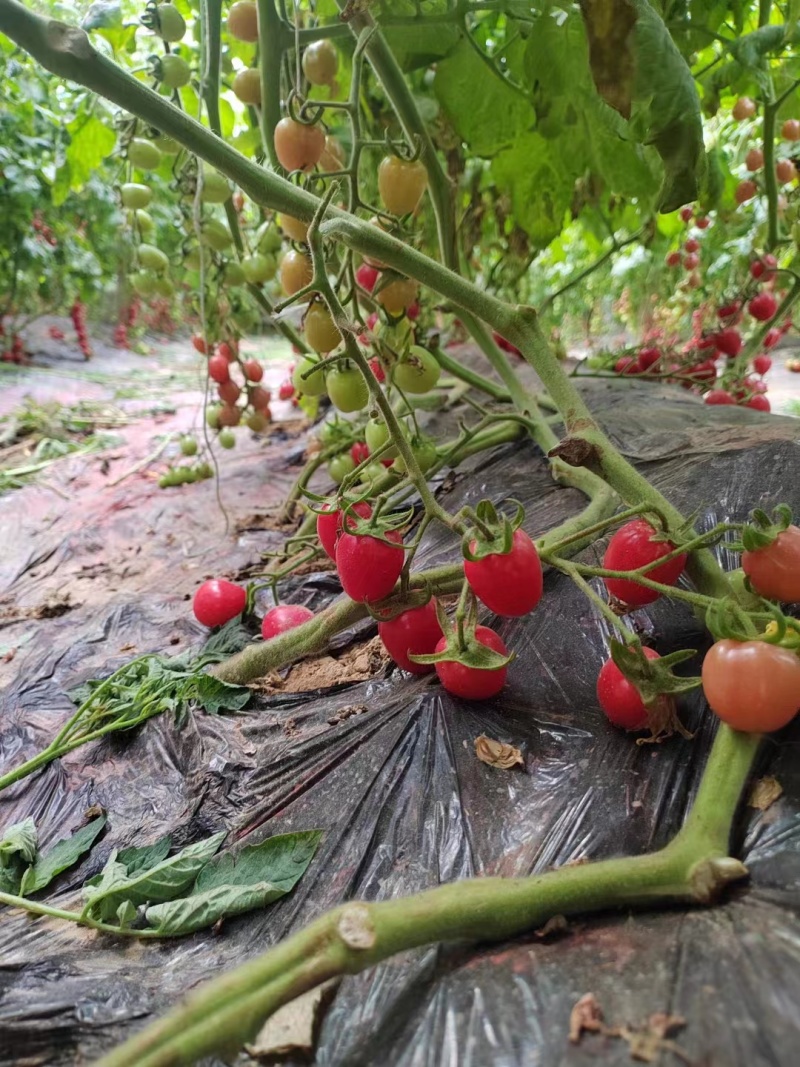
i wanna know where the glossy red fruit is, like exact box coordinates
[278,379,295,400]
[704,389,736,405]
[193,579,246,627]
[747,394,771,411]
[696,216,710,229]
[614,356,637,374]
[218,340,237,360]
[336,528,404,602]
[369,357,386,383]
[665,251,681,267]
[316,500,372,561]
[702,640,800,731]
[218,379,241,405]
[684,237,699,253]
[716,301,740,321]
[742,524,800,602]
[745,147,764,171]
[261,604,314,639]
[753,354,772,375]
[355,263,379,293]
[638,347,661,371]
[350,441,370,465]
[192,334,207,354]
[378,601,443,674]
[597,647,660,730]
[749,292,778,321]
[751,255,777,280]
[679,206,693,222]
[434,626,509,700]
[683,252,699,271]
[603,519,688,607]
[208,354,230,384]
[684,360,716,385]
[715,327,743,357]
[763,327,781,348]
[464,528,543,617]
[735,179,757,204]
[243,359,263,382]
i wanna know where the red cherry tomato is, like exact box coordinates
[603,520,687,607]
[665,251,681,267]
[261,603,314,639]
[597,647,660,730]
[749,292,778,322]
[336,528,404,602]
[638,347,661,370]
[615,356,639,374]
[218,380,241,405]
[684,237,700,253]
[747,394,770,412]
[243,359,263,382]
[715,328,743,357]
[696,216,710,229]
[378,601,443,674]
[679,206,693,222]
[356,263,379,293]
[208,354,230,384]
[742,523,800,602]
[702,640,800,731]
[278,379,295,400]
[316,500,372,560]
[350,441,370,465]
[752,354,772,375]
[704,389,735,405]
[763,327,781,348]
[464,528,543,617]
[193,579,246,627]
[192,334,207,354]
[434,626,509,700]
[369,357,386,383]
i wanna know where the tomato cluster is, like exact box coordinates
[70,300,92,360]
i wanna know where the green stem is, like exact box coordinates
[0,891,164,938]
[763,89,780,252]
[257,0,283,170]
[540,229,644,314]
[433,345,511,402]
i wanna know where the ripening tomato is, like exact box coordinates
[742,523,800,601]
[684,252,700,271]
[735,180,757,204]
[261,604,315,640]
[603,519,687,607]
[304,304,342,352]
[302,39,338,86]
[316,500,372,560]
[684,237,700,253]
[218,380,241,405]
[597,647,660,730]
[243,359,263,382]
[249,385,271,410]
[464,528,543,617]
[782,118,800,141]
[336,528,404,602]
[434,626,509,700]
[192,333,208,354]
[745,147,764,171]
[274,118,326,172]
[227,0,258,41]
[375,277,419,315]
[193,579,246,627]
[638,347,661,371]
[208,354,230,384]
[732,97,757,121]
[279,250,313,297]
[665,251,681,268]
[247,411,269,432]
[350,441,370,465]
[777,159,797,184]
[356,263,380,292]
[378,156,428,216]
[702,640,800,731]
[278,214,308,243]
[233,68,261,106]
[378,601,443,674]
[218,404,241,427]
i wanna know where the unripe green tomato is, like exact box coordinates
[393,345,440,394]
[206,406,222,429]
[365,417,398,458]
[358,461,385,488]
[258,224,283,254]
[326,364,369,413]
[218,428,236,449]
[159,472,173,489]
[328,453,356,484]
[246,411,269,432]
[224,261,247,286]
[159,54,191,89]
[153,276,175,297]
[153,133,180,154]
[292,356,327,397]
[129,270,158,297]
[241,253,277,284]
[183,245,210,271]
[200,169,231,204]
[176,466,194,484]
[156,3,186,42]
[121,182,153,209]
[134,208,155,233]
[138,243,169,272]
[196,462,214,479]
[393,437,437,474]
[128,138,162,170]
[180,436,198,456]
[202,219,233,251]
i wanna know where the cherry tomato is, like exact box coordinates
[156,3,186,42]
[279,250,313,297]
[227,0,258,41]
[316,500,372,560]
[782,118,800,141]
[243,359,263,382]
[193,579,246,627]
[638,347,661,370]
[247,411,269,433]
[763,327,781,348]
[375,277,419,315]
[292,356,326,396]
[434,626,508,700]
[302,39,338,86]
[208,354,230,384]
[378,156,428,216]
[733,97,756,120]
[735,179,757,204]
[696,215,710,229]
[328,453,355,484]
[393,346,441,394]
[752,354,772,375]
[350,441,370,465]
[336,529,404,602]
[603,519,687,607]
[704,389,735,405]
[159,54,191,89]
[278,214,308,243]
[777,158,797,183]
[261,604,314,640]
[356,263,379,293]
[683,252,699,271]
[665,251,681,267]
[218,380,241,405]
[233,68,261,106]
[304,304,341,353]
[679,206,693,222]
[278,379,295,400]
[369,357,386,383]
[749,292,777,321]
[751,254,777,280]
[702,640,800,731]
[597,647,660,730]
[326,364,368,412]
[745,147,764,171]
[192,333,208,354]
[218,405,241,427]
[121,183,153,210]
[684,237,699,253]
[378,601,443,674]
[274,118,326,173]
[747,394,771,412]
[464,529,543,617]
[742,523,800,601]
[249,385,271,410]
[715,327,742,357]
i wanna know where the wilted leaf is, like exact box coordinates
[194,674,252,715]
[748,776,783,811]
[569,992,605,1043]
[0,818,37,867]
[579,0,637,118]
[19,814,106,895]
[622,1012,686,1062]
[246,981,337,1061]
[474,734,524,770]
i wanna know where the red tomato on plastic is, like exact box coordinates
[316,500,372,561]
[261,604,314,639]
[702,640,800,731]
[603,520,687,607]
[638,347,661,370]
[193,579,246,627]
[747,394,771,412]
[464,528,543,617]
[742,524,800,601]
[378,601,443,674]
[434,626,509,700]
[597,647,660,730]
[336,528,404,602]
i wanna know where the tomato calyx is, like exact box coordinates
[409,597,514,672]
[740,503,793,553]
[335,501,413,553]
[607,640,696,740]
[460,498,524,562]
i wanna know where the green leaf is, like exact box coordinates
[19,815,106,896]
[144,881,286,936]
[0,818,37,868]
[117,834,173,876]
[65,113,118,195]
[193,674,252,715]
[195,830,322,893]
[83,832,226,921]
[116,900,138,929]
[491,133,573,248]
[198,617,254,663]
[434,37,533,157]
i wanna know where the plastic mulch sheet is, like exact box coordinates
[1,379,799,1066]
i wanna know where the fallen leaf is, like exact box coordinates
[245,980,338,1062]
[474,734,524,770]
[623,1012,687,1063]
[569,992,604,1043]
[533,914,569,939]
[748,776,783,811]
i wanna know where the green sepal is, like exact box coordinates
[741,504,793,553]
[410,594,514,671]
[461,499,525,562]
[338,502,413,548]
[608,639,701,702]
[365,586,433,623]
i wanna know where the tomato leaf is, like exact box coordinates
[116,833,173,876]
[19,815,106,896]
[0,818,38,894]
[193,674,252,715]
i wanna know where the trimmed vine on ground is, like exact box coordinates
[1,1,799,1065]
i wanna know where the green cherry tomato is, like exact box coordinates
[180,436,198,456]
[134,208,155,233]
[121,183,153,209]
[241,253,277,284]
[128,138,162,170]
[393,345,441,394]
[201,219,233,252]
[326,364,369,413]
[218,428,236,449]
[156,3,187,42]
[292,356,327,397]
[159,54,192,89]
[138,244,169,273]
[365,417,401,459]
[206,406,222,429]
[328,453,356,484]
[224,261,247,286]
[200,169,231,204]
[393,436,437,474]
[129,271,158,297]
